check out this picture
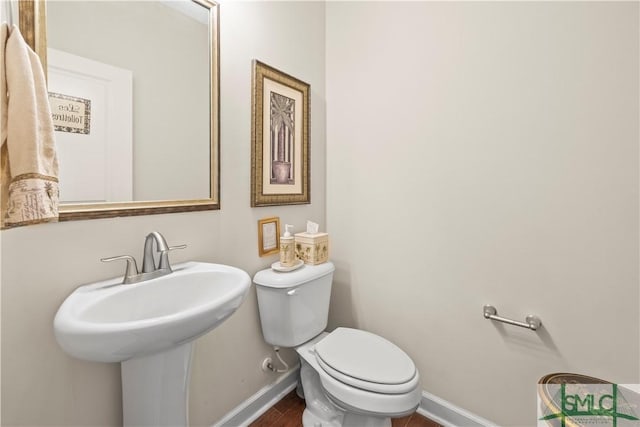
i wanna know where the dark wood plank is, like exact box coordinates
[275,393,306,427]
[273,408,304,427]
[249,407,284,427]
[273,391,304,413]
[391,414,412,427]
[406,413,443,427]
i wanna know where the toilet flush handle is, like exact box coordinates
[287,289,297,296]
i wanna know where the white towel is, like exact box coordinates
[1,24,59,228]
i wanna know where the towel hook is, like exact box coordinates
[4,0,14,26]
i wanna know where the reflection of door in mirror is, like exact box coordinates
[47,1,211,203]
[49,48,133,204]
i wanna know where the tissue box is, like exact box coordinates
[294,232,329,265]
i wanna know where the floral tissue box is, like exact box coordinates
[294,232,329,265]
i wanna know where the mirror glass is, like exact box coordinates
[20,0,219,219]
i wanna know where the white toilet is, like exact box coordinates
[253,262,422,427]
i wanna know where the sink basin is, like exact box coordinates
[54,261,251,363]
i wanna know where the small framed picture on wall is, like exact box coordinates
[258,216,280,256]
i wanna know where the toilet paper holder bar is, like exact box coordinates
[483,305,542,331]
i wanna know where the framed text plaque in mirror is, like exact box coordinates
[18,0,220,220]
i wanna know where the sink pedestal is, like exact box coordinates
[121,342,193,426]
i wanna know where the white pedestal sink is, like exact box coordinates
[54,261,251,426]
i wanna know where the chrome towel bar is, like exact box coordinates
[483,305,541,331]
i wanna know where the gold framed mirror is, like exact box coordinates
[17,0,220,221]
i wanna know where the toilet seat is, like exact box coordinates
[297,332,422,418]
[314,328,419,394]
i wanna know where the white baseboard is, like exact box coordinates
[212,366,300,427]
[417,390,498,427]
[212,367,497,427]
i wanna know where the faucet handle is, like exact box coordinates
[101,255,139,284]
[158,244,187,270]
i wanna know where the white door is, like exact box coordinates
[47,48,133,203]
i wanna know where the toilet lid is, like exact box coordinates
[314,328,416,386]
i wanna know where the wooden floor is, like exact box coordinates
[249,390,441,427]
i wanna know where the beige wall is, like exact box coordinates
[326,2,639,425]
[1,1,325,425]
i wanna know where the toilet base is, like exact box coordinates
[302,407,340,427]
[302,408,391,427]
[299,358,392,427]
[343,413,391,427]
[300,360,343,426]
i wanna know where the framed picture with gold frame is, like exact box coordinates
[257,216,280,256]
[251,60,310,207]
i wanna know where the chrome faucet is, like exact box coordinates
[142,231,170,273]
[101,232,187,284]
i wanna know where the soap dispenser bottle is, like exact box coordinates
[279,224,295,267]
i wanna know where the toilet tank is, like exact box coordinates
[253,262,335,347]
